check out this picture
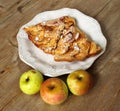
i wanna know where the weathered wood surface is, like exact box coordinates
[0,0,120,111]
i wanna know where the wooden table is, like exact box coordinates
[0,0,120,111]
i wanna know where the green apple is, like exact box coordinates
[19,70,44,95]
[40,78,68,105]
[67,70,93,96]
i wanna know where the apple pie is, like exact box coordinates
[24,16,102,62]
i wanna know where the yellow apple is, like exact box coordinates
[67,70,93,96]
[19,70,44,95]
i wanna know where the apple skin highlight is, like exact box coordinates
[40,78,68,105]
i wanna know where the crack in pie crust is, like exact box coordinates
[24,16,102,62]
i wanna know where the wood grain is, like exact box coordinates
[0,0,120,111]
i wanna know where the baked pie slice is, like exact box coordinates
[24,16,102,62]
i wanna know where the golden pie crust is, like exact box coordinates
[24,16,102,62]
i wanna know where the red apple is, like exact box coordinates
[40,78,68,105]
[67,70,93,96]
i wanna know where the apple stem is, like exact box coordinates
[26,77,30,82]
[77,76,82,80]
[48,85,55,90]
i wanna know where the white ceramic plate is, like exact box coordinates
[17,8,107,77]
